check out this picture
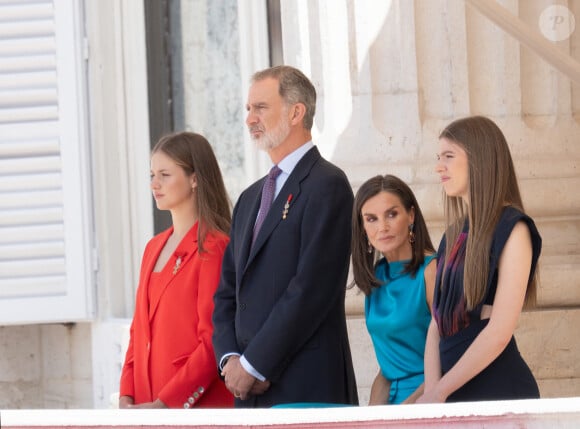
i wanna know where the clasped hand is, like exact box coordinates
[416,388,446,404]
[119,396,166,408]
[221,355,270,400]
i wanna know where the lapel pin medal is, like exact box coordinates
[282,194,293,219]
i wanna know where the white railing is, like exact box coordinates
[2,397,580,428]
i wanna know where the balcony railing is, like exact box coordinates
[2,397,580,428]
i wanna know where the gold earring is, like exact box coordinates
[408,223,416,244]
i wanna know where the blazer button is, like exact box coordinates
[239,303,246,310]
[183,402,190,409]
[198,386,205,394]
[188,396,194,404]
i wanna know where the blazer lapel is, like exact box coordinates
[148,223,199,321]
[136,227,172,379]
[141,228,171,289]
[245,147,321,270]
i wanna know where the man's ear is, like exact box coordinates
[290,103,306,126]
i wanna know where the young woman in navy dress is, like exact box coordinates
[418,116,541,403]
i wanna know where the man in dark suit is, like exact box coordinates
[212,65,358,408]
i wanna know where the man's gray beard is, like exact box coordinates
[252,118,290,151]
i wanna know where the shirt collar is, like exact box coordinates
[277,141,314,175]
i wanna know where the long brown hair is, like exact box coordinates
[439,116,536,309]
[351,175,435,296]
[152,132,231,252]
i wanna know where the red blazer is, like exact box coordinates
[120,223,233,408]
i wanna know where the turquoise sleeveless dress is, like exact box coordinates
[365,255,435,404]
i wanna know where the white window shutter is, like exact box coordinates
[0,0,94,324]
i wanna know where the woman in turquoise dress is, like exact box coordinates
[352,175,436,404]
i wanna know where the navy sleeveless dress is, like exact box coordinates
[433,206,542,402]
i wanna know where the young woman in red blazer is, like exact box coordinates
[119,132,233,408]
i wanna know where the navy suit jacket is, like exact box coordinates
[212,146,358,407]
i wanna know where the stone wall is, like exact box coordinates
[278,0,580,402]
[0,324,92,408]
